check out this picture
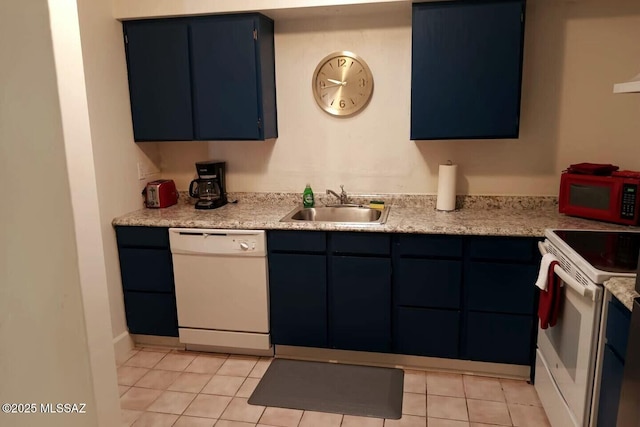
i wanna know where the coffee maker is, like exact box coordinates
[189,160,227,209]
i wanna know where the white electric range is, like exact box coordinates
[535,229,639,427]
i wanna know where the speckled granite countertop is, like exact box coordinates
[605,278,639,311]
[112,192,637,237]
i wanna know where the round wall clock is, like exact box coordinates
[312,51,374,117]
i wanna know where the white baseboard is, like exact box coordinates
[113,331,135,365]
[130,334,183,349]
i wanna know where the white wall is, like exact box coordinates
[75,0,146,351]
[0,0,111,425]
[48,0,122,424]
[158,0,640,196]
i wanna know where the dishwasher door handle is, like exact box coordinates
[178,231,227,237]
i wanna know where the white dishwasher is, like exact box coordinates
[168,228,272,356]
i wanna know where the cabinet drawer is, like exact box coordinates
[466,311,533,365]
[468,237,536,262]
[394,234,463,257]
[395,259,461,309]
[267,231,326,253]
[116,226,170,248]
[124,291,178,336]
[394,307,460,358]
[119,248,174,292]
[606,297,631,360]
[466,262,537,314]
[330,232,390,256]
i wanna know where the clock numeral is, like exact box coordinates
[338,58,347,67]
[339,99,346,109]
[358,78,366,88]
[319,81,326,89]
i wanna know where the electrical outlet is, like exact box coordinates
[137,161,160,180]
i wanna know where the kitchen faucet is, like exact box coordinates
[326,185,349,205]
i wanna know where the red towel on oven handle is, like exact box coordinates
[538,260,561,329]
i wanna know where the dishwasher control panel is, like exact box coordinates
[168,228,266,257]
[236,238,257,252]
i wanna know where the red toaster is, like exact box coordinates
[144,179,178,208]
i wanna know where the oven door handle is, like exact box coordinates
[537,241,596,301]
[537,241,548,256]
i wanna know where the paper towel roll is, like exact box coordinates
[436,163,457,211]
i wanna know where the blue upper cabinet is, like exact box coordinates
[191,15,277,140]
[124,19,193,141]
[411,0,526,140]
[123,14,277,142]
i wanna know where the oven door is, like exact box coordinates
[535,244,603,427]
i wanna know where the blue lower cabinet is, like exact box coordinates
[268,253,328,348]
[116,226,179,337]
[118,248,174,292]
[596,296,631,427]
[265,230,539,366]
[597,345,625,427]
[123,292,178,336]
[465,311,532,365]
[605,297,631,359]
[330,257,391,352]
[394,307,460,358]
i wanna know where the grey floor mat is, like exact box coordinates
[248,359,404,419]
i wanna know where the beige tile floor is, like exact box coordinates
[117,347,551,427]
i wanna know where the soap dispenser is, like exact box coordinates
[303,184,314,208]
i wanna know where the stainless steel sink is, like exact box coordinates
[280,205,390,225]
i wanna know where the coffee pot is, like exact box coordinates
[189,161,227,210]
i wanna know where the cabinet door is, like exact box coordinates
[466,312,533,365]
[268,253,328,348]
[411,0,525,139]
[191,16,261,140]
[606,297,631,360]
[394,307,460,358]
[597,345,625,427]
[123,20,193,141]
[330,257,391,352]
[124,292,179,336]
[118,248,174,292]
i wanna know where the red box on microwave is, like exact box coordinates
[559,172,640,225]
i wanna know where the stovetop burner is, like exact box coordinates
[554,230,640,274]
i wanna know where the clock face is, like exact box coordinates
[312,51,374,117]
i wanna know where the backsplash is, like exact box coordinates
[178,191,557,210]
